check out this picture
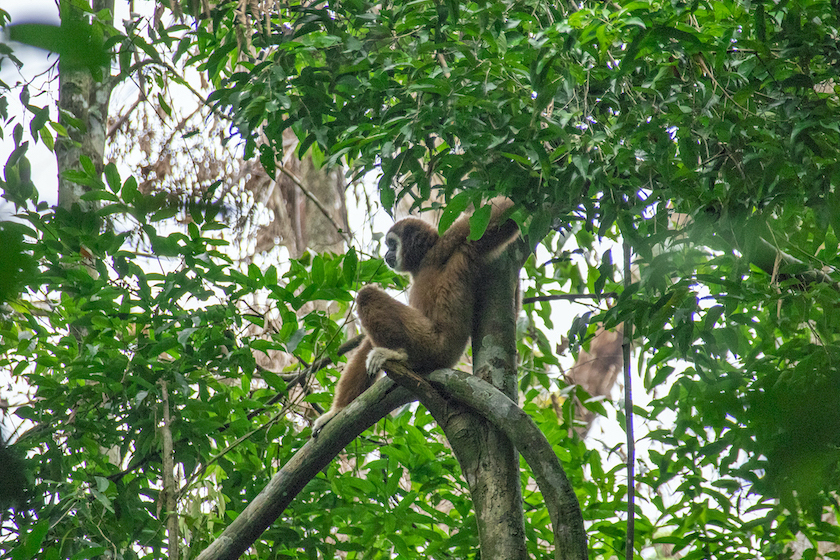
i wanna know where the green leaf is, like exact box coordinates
[468,203,491,240]
[69,547,107,560]
[260,369,288,394]
[80,189,119,202]
[343,247,358,285]
[264,265,278,286]
[259,144,276,177]
[297,133,316,159]
[439,191,474,233]
[379,181,396,214]
[21,520,49,558]
[28,105,49,137]
[157,93,172,116]
[151,206,179,221]
[286,327,306,353]
[594,249,612,294]
[39,126,55,151]
[104,163,121,193]
[122,176,138,204]
[618,28,649,74]
[80,155,96,177]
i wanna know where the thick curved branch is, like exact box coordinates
[195,360,587,560]
[384,362,588,560]
[195,379,414,560]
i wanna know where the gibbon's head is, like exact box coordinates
[384,218,438,275]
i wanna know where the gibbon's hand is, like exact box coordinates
[366,347,409,377]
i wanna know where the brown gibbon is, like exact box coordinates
[312,196,520,435]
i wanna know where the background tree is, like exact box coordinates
[3,0,840,558]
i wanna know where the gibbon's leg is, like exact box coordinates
[312,337,373,435]
[312,286,446,437]
[355,285,449,370]
[332,337,375,409]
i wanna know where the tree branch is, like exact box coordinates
[159,380,180,560]
[195,378,414,560]
[523,293,618,304]
[622,241,636,560]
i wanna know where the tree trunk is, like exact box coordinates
[55,0,114,211]
[441,248,528,559]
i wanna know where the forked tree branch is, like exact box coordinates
[195,364,588,560]
[417,365,588,560]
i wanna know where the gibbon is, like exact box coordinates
[312,197,519,435]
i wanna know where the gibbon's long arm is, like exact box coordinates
[429,197,516,267]
[472,199,520,260]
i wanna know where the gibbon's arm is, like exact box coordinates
[466,196,519,260]
[431,196,517,263]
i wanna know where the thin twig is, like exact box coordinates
[117,58,219,117]
[522,292,617,304]
[107,95,143,139]
[622,240,635,560]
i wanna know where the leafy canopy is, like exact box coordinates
[2,0,840,558]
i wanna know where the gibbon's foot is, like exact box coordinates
[311,410,337,438]
[366,347,409,377]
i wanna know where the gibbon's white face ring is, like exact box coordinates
[384,232,401,270]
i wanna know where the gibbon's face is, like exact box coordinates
[384,232,401,271]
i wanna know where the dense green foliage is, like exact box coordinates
[2,0,840,558]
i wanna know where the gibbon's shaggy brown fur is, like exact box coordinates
[312,197,519,435]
